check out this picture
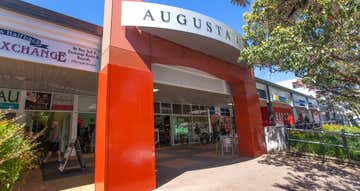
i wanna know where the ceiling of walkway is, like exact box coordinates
[0,57,98,95]
[154,83,233,107]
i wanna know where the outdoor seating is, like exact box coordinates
[216,135,235,156]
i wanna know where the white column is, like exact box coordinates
[17,90,27,124]
[290,93,298,122]
[69,95,79,156]
[70,95,79,142]
[306,98,313,122]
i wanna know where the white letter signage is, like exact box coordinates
[121,2,244,50]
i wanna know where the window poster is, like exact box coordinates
[52,93,73,111]
[25,91,52,110]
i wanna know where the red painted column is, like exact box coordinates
[95,0,156,190]
[231,73,266,157]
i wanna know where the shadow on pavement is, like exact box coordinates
[258,153,360,191]
[156,144,251,187]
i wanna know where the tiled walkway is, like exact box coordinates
[13,154,94,191]
[14,145,360,191]
[156,152,360,191]
[156,144,244,186]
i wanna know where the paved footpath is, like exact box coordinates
[155,154,360,191]
[15,153,360,191]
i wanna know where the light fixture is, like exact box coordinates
[227,103,233,106]
[153,88,159,93]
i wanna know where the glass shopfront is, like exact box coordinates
[154,102,235,146]
[26,111,72,154]
[0,88,98,156]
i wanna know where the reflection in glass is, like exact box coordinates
[172,116,191,145]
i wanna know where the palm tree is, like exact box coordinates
[231,0,250,7]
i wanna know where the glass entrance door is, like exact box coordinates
[172,116,210,145]
[154,115,171,146]
[25,111,71,153]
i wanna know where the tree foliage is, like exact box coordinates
[231,0,250,7]
[238,0,359,113]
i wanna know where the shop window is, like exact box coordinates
[78,95,97,113]
[220,107,226,116]
[224,108,231,117]
[173,104,182,114]
[209,106,215,115]
[78,113,96,153]
[161,103,172,114]
[257,89,267,99]
[191,105,200,115]
[25,91,52,110]
[199,106,208,115]
[154,102,160,114]
[229,108,234,117]
[183,105,191,114]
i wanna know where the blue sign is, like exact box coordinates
[0,89,20,110]
[278,96,288,103]
[0,103,19,109]
[220,108,226,116]
[295,99,306,107]
[209,106,215,115]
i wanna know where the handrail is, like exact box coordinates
[265,125,360,160]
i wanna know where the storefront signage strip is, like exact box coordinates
[0,27,100,72]
[121,1,244,50]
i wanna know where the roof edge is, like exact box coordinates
[255,77,316,99]
[0,0,103,36]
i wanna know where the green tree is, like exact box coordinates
[237,0,359,113]
[231,0,250,7]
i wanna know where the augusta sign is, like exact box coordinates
[121,1,244,50]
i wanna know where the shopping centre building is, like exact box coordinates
[0,0,344,190]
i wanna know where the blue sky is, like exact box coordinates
[22,0,296,83]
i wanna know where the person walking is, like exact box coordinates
[42,121,62,164]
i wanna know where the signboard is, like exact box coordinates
[209,106,215,115]
[0,28,100,72]
[293,94,307,107]
[272,95,291,104]
[0,89,20,109]
[51,93,74,111]
[308,99,319,109]
[25,91,51,110]
[121,2,244,50]
[294,99,306,107]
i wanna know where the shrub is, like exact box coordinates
[289,128,360,161]
[0,113,41,191]
[322,124,360,134]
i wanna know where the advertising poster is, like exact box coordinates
[52,93,74,111]
[25,91,51,110]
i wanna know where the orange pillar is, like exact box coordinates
[231,74,266,157]
[95,0,156,190]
